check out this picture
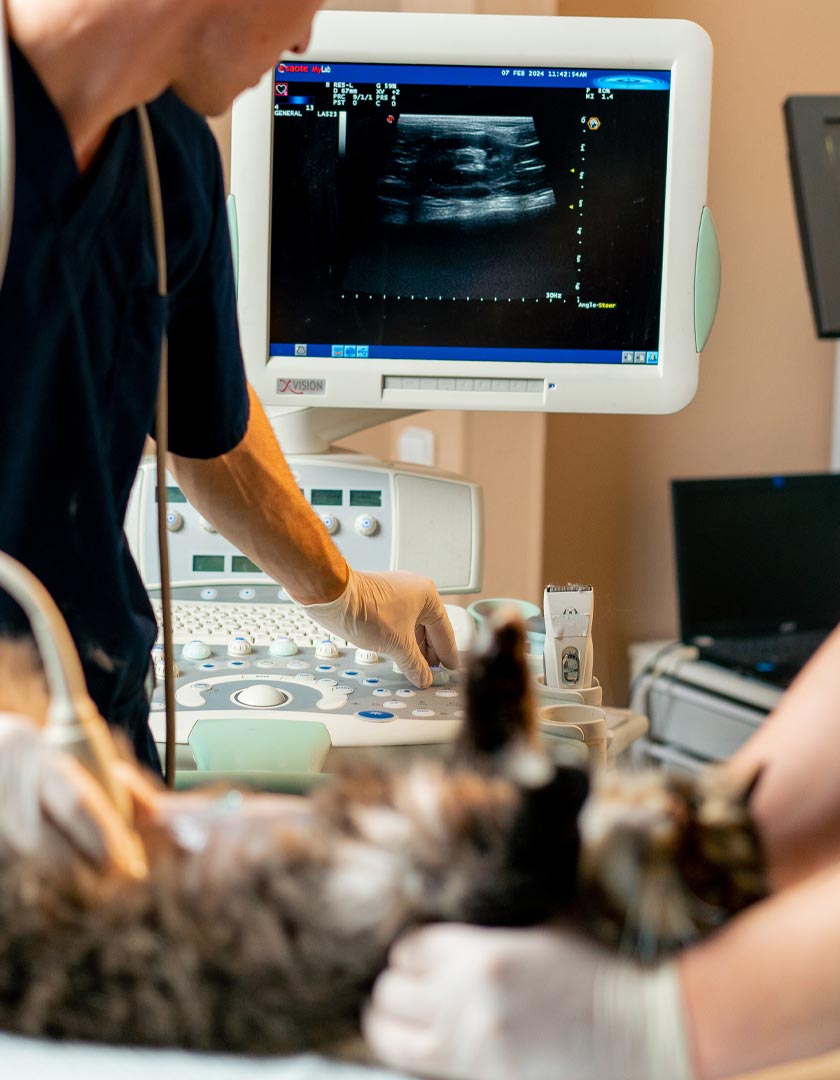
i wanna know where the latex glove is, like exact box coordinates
[0,713,147,877]
[364,923,694,1080]
[295,569,460,689]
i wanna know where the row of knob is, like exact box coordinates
[166,510,380,539]
[154,638,384,677]
[319,514,379,538]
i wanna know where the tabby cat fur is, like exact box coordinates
[0,615,767,1053]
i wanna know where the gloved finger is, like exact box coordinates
[391,638,433,689]
[419,596,460,671]
[370,968,439,1025]
[388,923,476,973]
[415,624,441,670]
[362,1004,444,1077]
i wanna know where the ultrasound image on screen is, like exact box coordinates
[345,114,562,299]
[270,76,670,355]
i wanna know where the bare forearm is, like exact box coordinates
[681,861,840,1079]
[724,625,840,888]
[168,386,348,604]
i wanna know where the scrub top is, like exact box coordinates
[0,42,250,770]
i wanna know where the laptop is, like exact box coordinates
[671,473,840,688]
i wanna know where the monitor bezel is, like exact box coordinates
[231,11,713,415]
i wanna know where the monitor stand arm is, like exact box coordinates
[265,406,420,456]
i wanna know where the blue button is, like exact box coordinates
[756,661,776,673]
[199,662,217,670]
[342,670,360,678]
[358,710,396,722]
[363,677,382,686]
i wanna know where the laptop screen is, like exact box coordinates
[672,474,840,640]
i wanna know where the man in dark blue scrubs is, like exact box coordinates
[0,0,458,773]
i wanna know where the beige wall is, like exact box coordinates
[543,0,838,701]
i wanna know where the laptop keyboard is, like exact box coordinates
[697,629,830,685]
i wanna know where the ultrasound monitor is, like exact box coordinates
[231,12,717,418]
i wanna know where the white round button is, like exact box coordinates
[239,588,257,601]
[372,688,390,697]
[228,636,253,657]
[412,708,436,718]
[354,514,379,538]
[436,689,459,698]
[233,685,288,709]
[182,640,212,662]
[316,640,340,659]
[199,516,217,534]
[320,514,339,536]
[287,660,309,670]
[355,648,380,665]
[383,700,407,710]
[316,678,338,688]
[270,637,298,657]
[200,588,218,601]
[165,510,184,532]
[395,688,416,698]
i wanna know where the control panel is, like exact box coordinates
[126,452,482,594]
[146,597,478,759]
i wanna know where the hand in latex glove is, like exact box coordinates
[364,923,694,1080]
[0,713,147,877]
[296,569,460,689]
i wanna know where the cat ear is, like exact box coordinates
[456,609,538,762]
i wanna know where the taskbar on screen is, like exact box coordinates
[270,344,660,365]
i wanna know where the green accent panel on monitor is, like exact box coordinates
[227,194,240,300]
[188,717,331,775]
[695,206,721,352]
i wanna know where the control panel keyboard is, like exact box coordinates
[148,597,476,752]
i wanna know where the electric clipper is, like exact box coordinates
[543,583,595,691]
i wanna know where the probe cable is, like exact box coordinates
[137,105,177,789]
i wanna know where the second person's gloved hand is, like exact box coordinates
[294,569,460,689]
[364,922,695,1080]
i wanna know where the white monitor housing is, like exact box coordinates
[231,12,716,421]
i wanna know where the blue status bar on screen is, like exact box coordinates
[271,344,660,366]
[274,62,671,92]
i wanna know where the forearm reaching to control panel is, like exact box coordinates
[168,386,459,689]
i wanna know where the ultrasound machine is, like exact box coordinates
[123,10,720,785]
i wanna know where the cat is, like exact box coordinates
[0,615,767,1054]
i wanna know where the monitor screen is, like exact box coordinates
[672,474,840,639]
[270,63,670,369]
[231,12,714,415]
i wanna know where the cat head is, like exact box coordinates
[578,764,768,959]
